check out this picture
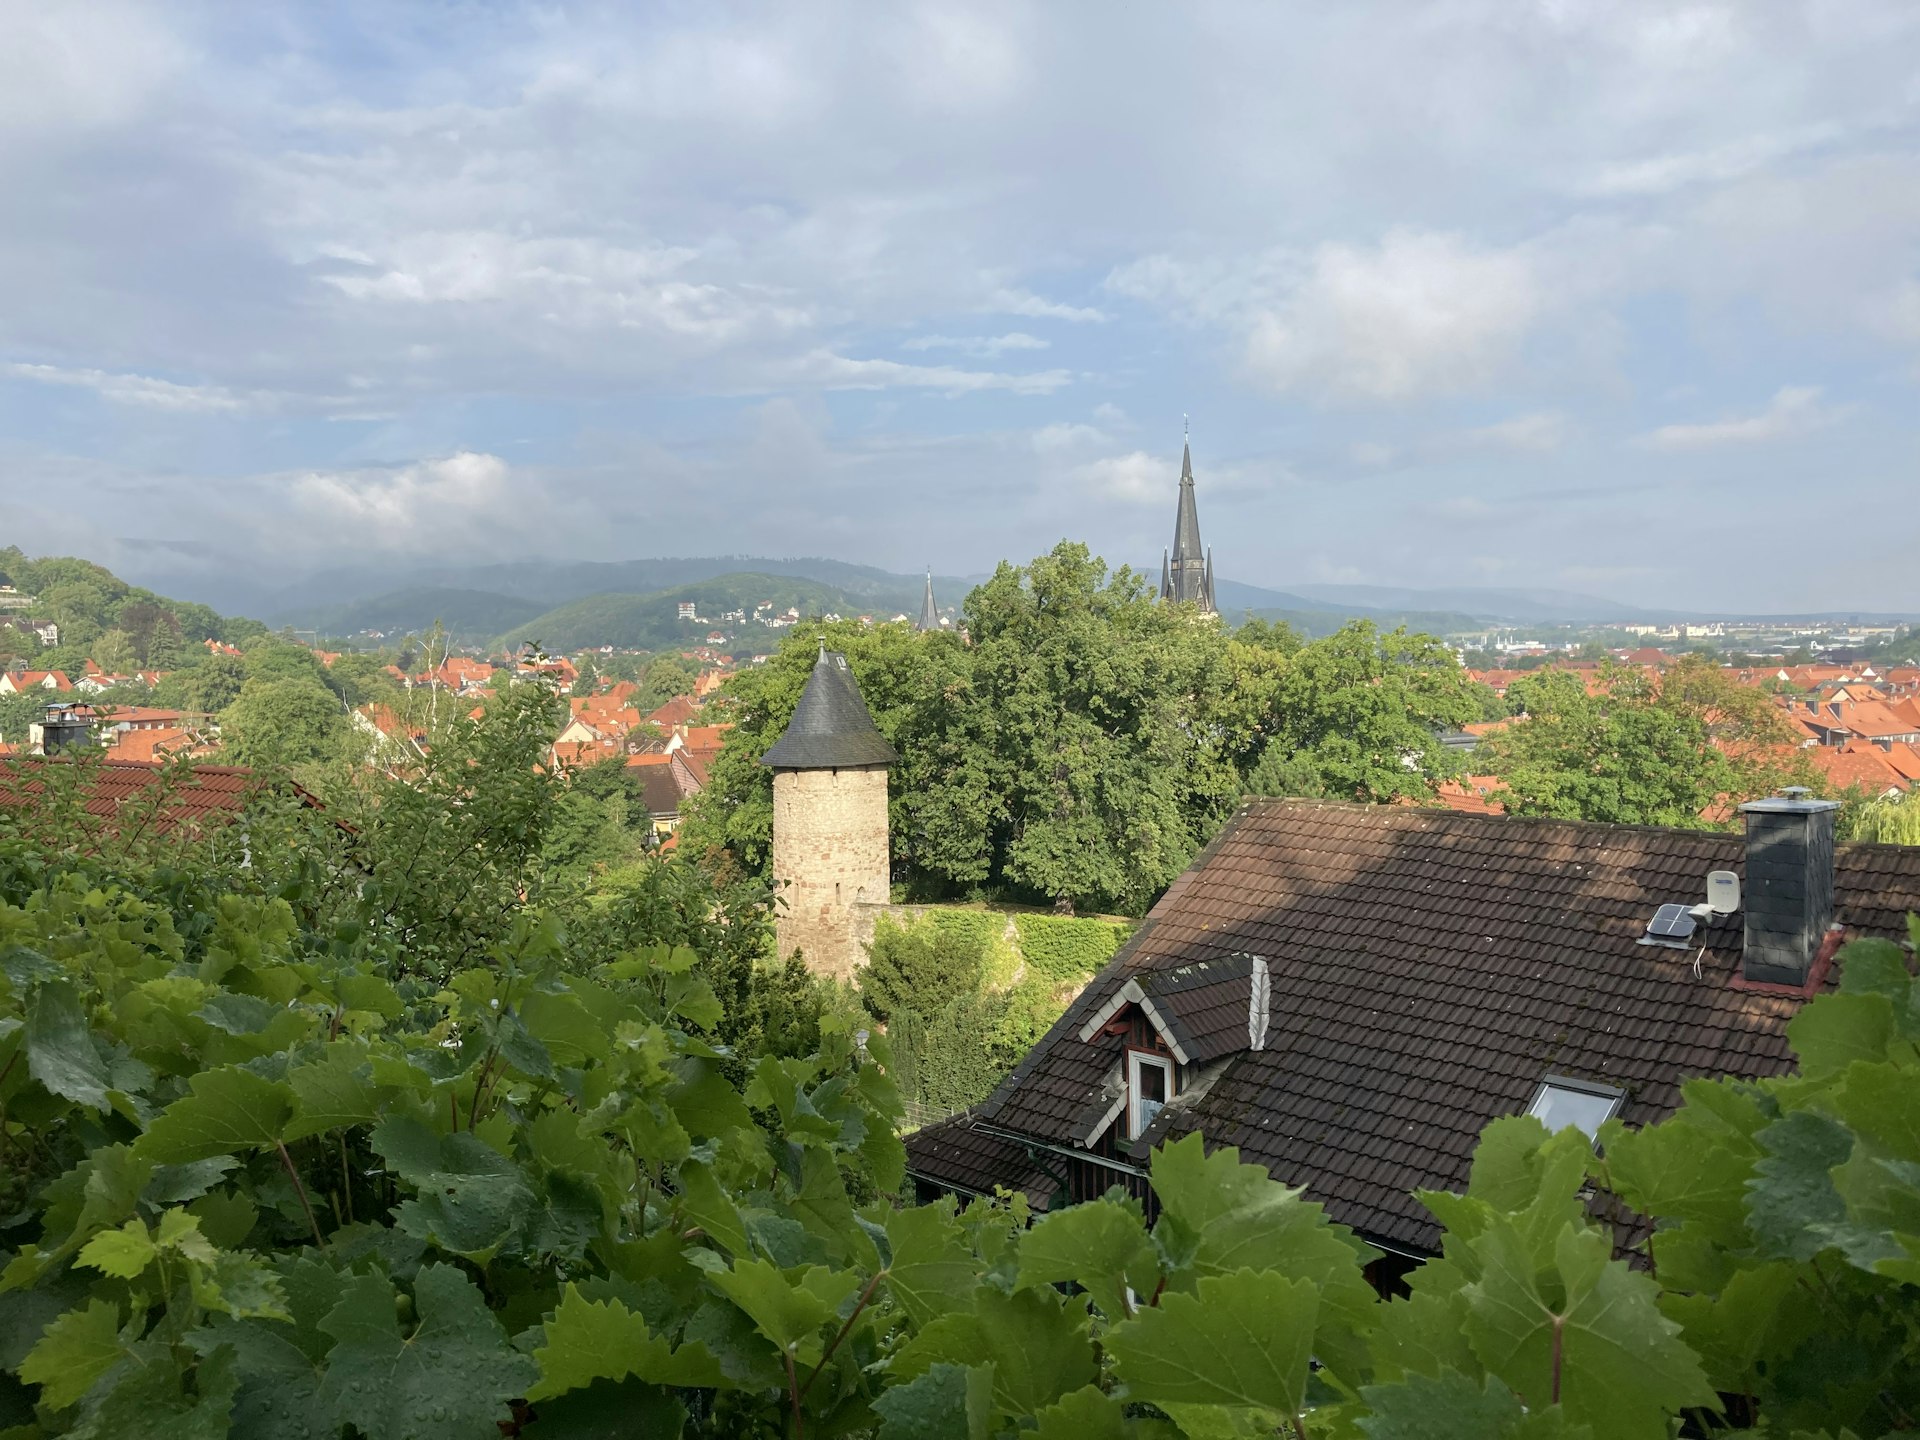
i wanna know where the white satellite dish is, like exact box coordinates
[1706,870,1740,915]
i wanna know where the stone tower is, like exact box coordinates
[1159,435,1217,615]
[761,648,898,979]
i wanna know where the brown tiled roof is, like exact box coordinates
[904,1114,1050,1205]
[910,800,1920,1254]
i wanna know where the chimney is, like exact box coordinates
[34,704,97,757]
[1738,789,1840,987]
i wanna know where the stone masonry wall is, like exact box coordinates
[771,764,891,981]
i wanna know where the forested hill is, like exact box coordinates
[496,573,882,652]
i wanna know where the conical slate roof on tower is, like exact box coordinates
[760,649,900,770]
[1159,437,1216,613]
[917,570,940,631]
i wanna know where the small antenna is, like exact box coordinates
[1183,412,1189,438]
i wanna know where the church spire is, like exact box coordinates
[1159,428,1216,615]
[917,569,940,631]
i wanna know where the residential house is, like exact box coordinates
[0,670,73,695]
[905,796,1920,1269]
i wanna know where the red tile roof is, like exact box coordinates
[646,694,701,730]
[0,758,295,837]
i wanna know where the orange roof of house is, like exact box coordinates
[1809,744,1909,796]
[1833,700,1920,740]
[624,752,673,768]
[679,724,731,751]
[102,727,212,763]
[646,694,701,729]
[1433,776,1508,815]
[1461,720,1511,738]
[1879,742,1920,783]
[8,671,74,692]
[549,737,622,770]
[204,639,243,657]
[99,706,208,726]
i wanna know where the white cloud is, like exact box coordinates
[902,332,1050,357]
[1073,451,1166,504]
[289,451,516,544]
[1243,231,1545,401]
[1032,421,1109,452]
[5,362,249,413]
[987,288,1107,323]
[1458,412,1569,452]
[1637,386,1836,450]
[781,350,1070,395]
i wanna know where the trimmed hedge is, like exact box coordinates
[1012,912,1132,983]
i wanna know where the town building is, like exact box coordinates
[761,648,897,979]
[1158,434,1216,615]
[904,794,1920,1269]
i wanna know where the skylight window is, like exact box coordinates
[1526,1076,1624,1141]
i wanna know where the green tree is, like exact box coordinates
[88,628,137,675]
[219,678,348,771]
[1483,656,1815,827]
[958,542,1244,913]
[1244,620,1482,805]
[181,652,249,713]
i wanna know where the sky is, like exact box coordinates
[3,1,1919,614]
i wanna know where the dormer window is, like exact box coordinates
[1526,1076,1623,1141]
[1128,1052,1174,1139]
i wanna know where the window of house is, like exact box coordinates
[1128,1052,1175,1139]
[1526,1076,1624,1141]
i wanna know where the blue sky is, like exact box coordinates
[3,1,1919,612]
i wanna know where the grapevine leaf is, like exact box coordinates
[871,1362,994,1440]
[133,1066,295,1164]
[283,1049,382,1141]
[1602,1119,1749,1232]
[1031,1382,1127,1440]
[1657,1261,1807,1393]
[77,1218,155,1280]
[1148,1133,1375,1383]
[370,1115,535,1261]
[521,1377,686,1438]
[1788,994,1895,1078]
[191,1251,292,1322]
[19,1299,125,1410]
[192,1316,332,1440]
[1356,1370,1527,1439]
[707,1259,860,1364]
[317,1263,537,1440]
[891,1285,1096,1416]
[884,1204,977,1328]
[26,980,111,1112]
[1107,1268,1317,1416]
[68,1338,239,1440]
[144,1157,240,1206]
[677,1160,752,1258]
[1461,1220,1716,1437]
[1015,1195,1156,1322]
[527,1284,726,1400]
[1370,1287,1479,1383]
[1747,1110,1853,1260]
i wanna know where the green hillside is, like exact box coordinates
[305,587,546,641]
[497,572,881,652]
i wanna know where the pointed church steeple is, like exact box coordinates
[917,569,940,632]
[1159,428,1216,615]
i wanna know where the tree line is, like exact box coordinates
[683,541,1825,916]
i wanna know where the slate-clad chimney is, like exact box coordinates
[34,704,96,756]
[1738,790,1840,986]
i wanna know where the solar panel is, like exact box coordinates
[1647,903,1697,942]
